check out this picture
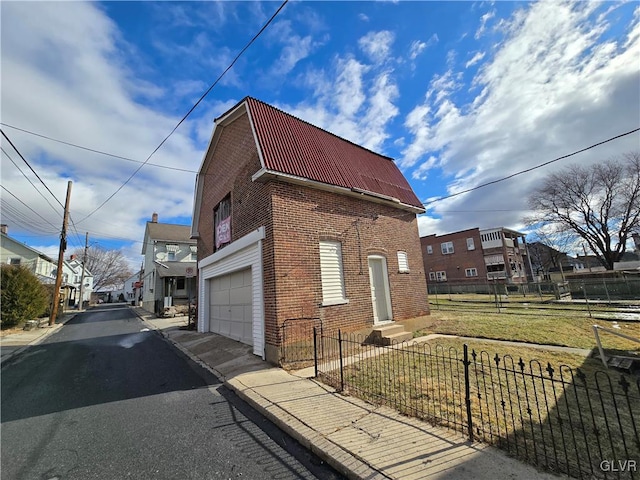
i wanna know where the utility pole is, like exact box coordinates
[78,232,89,311]
[49,181,72,326]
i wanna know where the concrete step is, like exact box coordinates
[380,331,413,346]
[371,324,406,337]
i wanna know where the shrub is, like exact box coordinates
[1,265,49,328]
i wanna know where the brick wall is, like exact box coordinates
[198,111,430,351]
[421,229,487,283]
[196,113,278,341]
[270,182,429,338]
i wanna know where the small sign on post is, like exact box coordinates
[185,267,195,278]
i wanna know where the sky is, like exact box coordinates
[1,0,639,271]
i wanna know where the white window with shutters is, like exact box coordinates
[319,240,348,306]
[397,251,409,273]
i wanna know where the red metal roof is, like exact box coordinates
[243,97,423,210]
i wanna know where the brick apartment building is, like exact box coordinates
[191,97,430,364]
[421,227,532,285]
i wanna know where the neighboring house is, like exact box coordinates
[141,213,197,315]
[421,227,531,285]
[191,97,430,363]
[104,270,141,304]
[63,255,94,306]
[527,242,585,282]
[1,225,57,284]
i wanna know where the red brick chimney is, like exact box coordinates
[152,212,158,223]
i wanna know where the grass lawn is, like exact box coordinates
[415,309,640,353]
[316,301,640,479]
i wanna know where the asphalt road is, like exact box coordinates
[1,305,344,480]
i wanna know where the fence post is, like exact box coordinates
[338,329,344,392]
[582,283,592,318]
[463,344,474,442]
[313,326,318,378]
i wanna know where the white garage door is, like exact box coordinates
[209,268,253,345]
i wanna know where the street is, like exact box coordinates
[1,305,343,480]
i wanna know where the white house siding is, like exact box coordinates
[198,227,265,358]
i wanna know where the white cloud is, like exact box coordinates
[402,1,640,234]
[359,13,370,22]
[1,2,203,259]
[409,40,427,60]
[475,9,496,39]
[465,51,486,68]
[358,30,395,63]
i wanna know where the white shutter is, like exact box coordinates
[397,251,409,273]
[319,241,347,305]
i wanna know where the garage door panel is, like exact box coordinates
[208,268,253,346]
[211,289,230,305]
[230,270,245,288]
[230,285,251,305]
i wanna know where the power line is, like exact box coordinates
[423,127,640,207]
[1,129,65,210]
[78,0,289,224]
[0,122,198,173]
[1,147,63,218]
[1,185,59,230]
[2,129,84,248]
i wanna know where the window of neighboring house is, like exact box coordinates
[74,275,80,283]
[441,241,454,255]
[319,240,347,306]
[214,195,231,251]
[190,245,197,262]
[397,251,409,273]
[467,238,475,250]
[166,244,179,261]
[9,258,20,265]
[465,268,478,277]
[428,272,436,281]
[436,271,447,281]
[177,277,185,290]
[426,245,433,254]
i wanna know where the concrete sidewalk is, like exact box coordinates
[135,307,567,480]
[0,312,77,366]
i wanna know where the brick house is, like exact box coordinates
[421,227,532,285]
[191,97,430,363]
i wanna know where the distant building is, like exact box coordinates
[421,227,531,285]
[527,242,585,282]
[141,213,196,315]
[1,224,57,283]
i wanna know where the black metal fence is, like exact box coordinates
[279,317,322,367]
[314,329,640,480]
[428,277,640,302]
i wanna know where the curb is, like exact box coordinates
[1,313,77,367]
[130,306,381,480]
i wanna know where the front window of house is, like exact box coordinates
[467,238,475,250]
[441,241,454,254]
[465,268,478,277]
[166,244,179,261]
[214,195,231,251]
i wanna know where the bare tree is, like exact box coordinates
[527,230,577,281]
[526,152,640,270]
[72,245,133,290]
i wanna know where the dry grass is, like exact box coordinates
[318,335,639,479]
[417,309,640,353]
